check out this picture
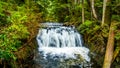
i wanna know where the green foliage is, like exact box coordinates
[0,1,30,60]
[115,32,120,40]
[10,11,27,24]
[0,2,4,16]
[0,23,29,60]
[112,15,120,21]
[37,0,83,23]
[77,20,101,35]
[0,34,20,60]
[0,1,9,25]
[37,0,66,22]
[0,0,41,61]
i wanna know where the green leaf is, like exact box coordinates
[84,20,92,27]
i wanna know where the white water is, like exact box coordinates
[38,47,90,61]
[36,23,90,62]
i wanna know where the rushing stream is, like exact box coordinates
[34,23,91,68]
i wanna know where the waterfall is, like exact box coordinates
[35,23,91,68]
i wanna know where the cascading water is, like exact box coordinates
[34,23,91,68]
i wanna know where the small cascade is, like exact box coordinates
[34,23,91,68]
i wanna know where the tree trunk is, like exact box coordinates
[82,0,85,23]
[102,22,115,68]
[101,0,107,26]
[90,0,98,19]
[101,0,112,26]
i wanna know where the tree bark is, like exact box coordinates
[101,0,112,26]
[82,0,85,23]
[90,0,98,19]
[102,0,107,26]
[103,22,115,68]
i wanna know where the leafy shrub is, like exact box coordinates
[0,1,29,60]
[77,20,101,34]
[0,34,21,60]
[0,23,29,60]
